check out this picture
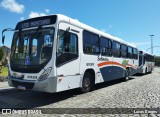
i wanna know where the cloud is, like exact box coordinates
[29,11,46,18]
[28,9,51,18]
[100,25,112,33]
[20,17,24,21]
[100,29,106,33]
[45,9,50,13]
[0,0,24,14]
[130,42,150,46]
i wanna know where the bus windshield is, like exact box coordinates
[10,27,54,66]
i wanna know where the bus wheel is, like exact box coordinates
[145,68,147,74]
[124,69,129,81]
[80,72,92,93]
[150,68,152,73]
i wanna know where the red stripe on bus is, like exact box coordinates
[98,61,126,69]
[126,64,137,69]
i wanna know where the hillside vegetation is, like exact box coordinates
[155,56,160,66]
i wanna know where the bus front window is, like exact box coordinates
[10,27,54,66]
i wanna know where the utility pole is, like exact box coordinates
[150,35,154,54]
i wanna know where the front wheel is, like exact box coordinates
[149,68,152,74]
[80,73,92,93]
[145,68,147,74]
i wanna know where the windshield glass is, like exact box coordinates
[10,27,54,66]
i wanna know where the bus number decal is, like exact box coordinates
[86,63,94,66]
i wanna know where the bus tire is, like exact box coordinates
[125,69,129,81]
[145,68,147,74]
[80,72,92,93]
[149,68,152,74]
[150,68,152,73]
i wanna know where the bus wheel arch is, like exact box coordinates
[80,69,95,93]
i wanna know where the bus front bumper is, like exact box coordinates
[8,77,57,93]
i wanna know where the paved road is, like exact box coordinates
[0,68,160,116]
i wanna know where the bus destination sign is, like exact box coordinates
[21,19,51,29]
[15,15,57,30]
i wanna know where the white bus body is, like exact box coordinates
[7,14,138,93]
[138,50,155,74]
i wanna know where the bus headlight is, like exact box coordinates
[38,67,52,81]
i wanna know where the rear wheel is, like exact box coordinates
[123,69,129,81]
[125,69,129,81]
[80,73,92,93]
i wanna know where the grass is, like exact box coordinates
[0,66,8,76]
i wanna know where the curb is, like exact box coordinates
[0,87,15,91]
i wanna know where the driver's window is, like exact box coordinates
[57,30,78,55]
[70,34,77,54]
[56,30,78,67]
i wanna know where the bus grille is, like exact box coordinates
[12,80,35,89]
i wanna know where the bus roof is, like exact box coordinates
[18,14,137,49]
[56,14,137,48]
[139,50,154,56]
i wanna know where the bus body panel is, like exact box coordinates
[56,21,82,92]
[97,56,113,82]
[138,50,155,74]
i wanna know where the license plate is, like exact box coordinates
[17,86,26,90]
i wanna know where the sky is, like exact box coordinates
[0,0,160,56]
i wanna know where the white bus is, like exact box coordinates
[2,14,139,93]
[138,50,155,74]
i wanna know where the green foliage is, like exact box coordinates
[0,47,5,61]
[155,56,160,66]
[0,62,2,73]
[0,66,8,76]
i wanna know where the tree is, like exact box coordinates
[0,47,5,62]
[155,56,160,66]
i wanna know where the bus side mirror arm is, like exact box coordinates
[2,35,5,44]
[2,28,15,44]
[2,29,7,44]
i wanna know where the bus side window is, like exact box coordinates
[100,37,108,56]
[112,41,121,57]
[108,40,112,56]
[100,37,112,56]
[121,44,127,58]
[133,48,138,59]
[127,46,133,59]
[83,30,99,54]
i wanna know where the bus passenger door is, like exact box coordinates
[139,54,143,67]
[56,22,81,92]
